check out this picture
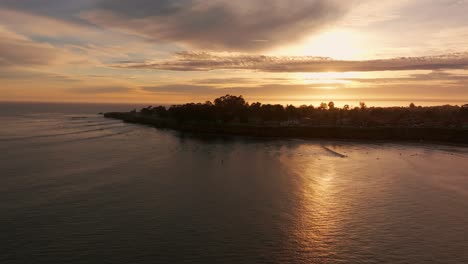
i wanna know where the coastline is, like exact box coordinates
[104,112,468,144]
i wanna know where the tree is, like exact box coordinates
[409,102,416,108]
[214,95,248,122]
[141,106,153,115]
[298,105,314,118]
[260,104,286,121]
[319,102,328,110]
[286,105,298,119]
[153,106,167,117]
[214,94,246,109]
[249,102,262,115]
[139,95,464,129]
[359,102,367,110]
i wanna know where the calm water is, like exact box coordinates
[1,103,468,264]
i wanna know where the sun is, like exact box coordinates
[303,29,362,60]
[272,28,367,60]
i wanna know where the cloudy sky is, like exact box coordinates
[1,0,467,106]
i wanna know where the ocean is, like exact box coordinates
[1,102,468,263]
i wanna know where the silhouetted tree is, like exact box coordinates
[319,102,328,110]
[153,106,167,117]
[286,105,298,120]
[137,95,465,128]
[359,102,367,110]
[214,95,248,122]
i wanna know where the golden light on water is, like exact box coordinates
[281,146,343,258]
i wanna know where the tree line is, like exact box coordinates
[138,95,468,128]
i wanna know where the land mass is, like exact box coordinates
[105,95,468,143]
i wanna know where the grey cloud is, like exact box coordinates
[83,0,350,51]
[114,52,468,72]
[97,0,189,18]
[0,0,69,13]
[0,0,97,19]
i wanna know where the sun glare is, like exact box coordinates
[291,71,359,86]
[274,29,367,60]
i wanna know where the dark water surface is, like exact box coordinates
[1,103,468,263]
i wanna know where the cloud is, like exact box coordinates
[0,8,89,37]
[0,68,80,83]
[0,8,156,64]
[408,70,468,81]
[0,0,96,19]
[337,0,411,27]
[141,82,468,103]
[142,83,344,96]
[68,86,133,94]
[143,85,214,94]
[193,77,254,85]
[0,26,57,67]
[140,69,468,102]
[142,82,465,96]
[342,70,468,85]
[82,0,351,51]
[0,0,350,52]
[113,51,468,73]
[188,70,468,86]
[0,25,96,71]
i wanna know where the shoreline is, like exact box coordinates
[104,112,468,144]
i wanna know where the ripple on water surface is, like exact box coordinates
[0,111,468,264]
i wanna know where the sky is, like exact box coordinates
[0,0,468,106]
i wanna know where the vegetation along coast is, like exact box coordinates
[105,95,468,144]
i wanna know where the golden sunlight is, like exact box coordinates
[273,29,368,60]
[293,72,358,85]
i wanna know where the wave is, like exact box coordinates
[61,121,122,128]
[321,145,348,158]
[0,124,126,142]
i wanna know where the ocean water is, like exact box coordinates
[1,102,468,264]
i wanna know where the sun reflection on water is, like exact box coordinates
[278,146,349,260]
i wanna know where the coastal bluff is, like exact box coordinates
[104,111,468,144]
